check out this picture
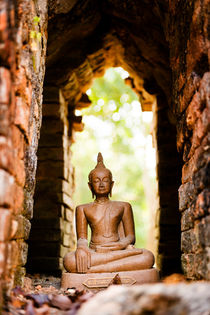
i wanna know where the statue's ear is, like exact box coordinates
[110,181,114,197]
[88,182,95,199]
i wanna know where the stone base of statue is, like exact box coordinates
[61,268,159,291]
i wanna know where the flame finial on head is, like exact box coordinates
[95,152,105,168]
[88,152,112,182]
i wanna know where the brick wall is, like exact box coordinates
[153,94,183,277]
[167,0,210,279]
[27,87,76,274]
[0,0,47,299]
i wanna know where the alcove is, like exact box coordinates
[26,1,183,277]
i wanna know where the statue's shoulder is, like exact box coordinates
[111,200,132,208]
[76,202,94,211]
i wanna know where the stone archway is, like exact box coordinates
[0,1,209,294]
[27,1,183,277]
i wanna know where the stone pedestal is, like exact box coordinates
[61,268,159,291]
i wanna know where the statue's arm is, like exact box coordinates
[75,205,91,272]
[76,205,88,248]
[121,202,135,246]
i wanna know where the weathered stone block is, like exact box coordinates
[179,181,196,211]
[41,117,65,135]
[0,143,14,174]
[181,230,194,253]
[36,161,64,179]
[189,108,210,159]
[14,97,30,138]
[181,207,194,231]
[0,242,7,277]
[194,252,207,279]
[0,67,11,104]
[14,215,31,240]
[38,147,64,161]
[193,189,210,219]
[17,240,28,266]
[0,170,14,208]
[11,125,25,160]
[29,228,61,242]
[14,158,25,187]
[63,220,71,234]
[182,134,210,184]
[32,200,62,218]
[181,253,195,279]
[43,86,60,104]
[186,91,201,129]
[0,104,10,135]
[0,208,12,241]
[62,207,74,222]
[193,162,210,192]
[42,103,60,118]
[13,183,24,215]
[6,241,18,273]
[62,233,71,247]
[14,266,25,286]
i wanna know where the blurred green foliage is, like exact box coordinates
[72,68,155,247]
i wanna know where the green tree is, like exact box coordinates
[72,68,155,247]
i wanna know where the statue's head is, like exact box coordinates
[88,153,114,198]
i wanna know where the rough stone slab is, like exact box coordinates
[78,283,210,315]
[61,269,159,291]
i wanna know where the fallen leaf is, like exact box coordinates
[26,294,50,307]
[12,286,25,297]
[49,294,72,310]
[25,300,36,315]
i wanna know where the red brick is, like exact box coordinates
[0,3,7,32]
[194,189,210,219]
[0,104,10,136]
[182,134,210,184]
[0,170,14,207]
[179,181,196,212]
[0,242,7,277]
[11,125,25,159]
[189,108,210,159]
[0,143,14,174]
[14,215,31,240]
[178,75,200,114]
[15,67,27,96]
[14,96,30,138]
[13,183,24,215]
[186,92,201,129]
[0,208,12,241]
[14,158,25,187]
[0,68,11,104]
[199,72,210,109]
[6,240,18,271]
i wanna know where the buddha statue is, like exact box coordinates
[63,153,158,284]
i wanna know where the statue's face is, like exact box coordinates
[89,169,113,196]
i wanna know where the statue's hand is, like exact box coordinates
[75,248,91,273]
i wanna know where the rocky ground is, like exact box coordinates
[2,274,210,315]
